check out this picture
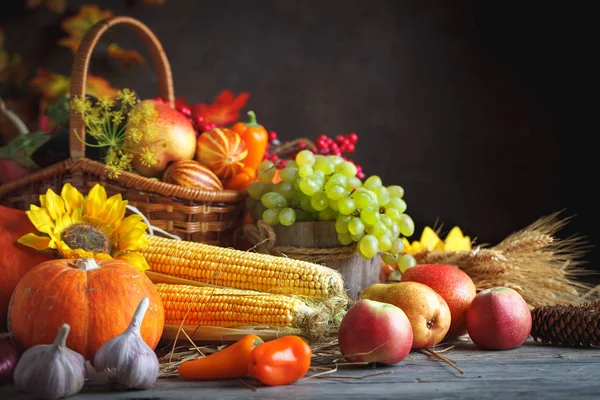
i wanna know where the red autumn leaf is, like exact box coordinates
[191,90,250,127]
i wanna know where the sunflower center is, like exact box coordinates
[61,223,112,254]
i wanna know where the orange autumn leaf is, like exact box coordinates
[59,5,113,52]
[191,90,250,127]
[26,0,67,14]
[107,43,146,69]
[29,69,70,100]
[29,69,119,105]
[85,75,120,99]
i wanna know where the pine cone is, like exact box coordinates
[531,300,600,347]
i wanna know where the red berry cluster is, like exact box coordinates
[263,132,365,179]
[315,132,358,155]
[155,98,216,134]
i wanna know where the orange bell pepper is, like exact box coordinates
[178,334,264,380]
[248,335,312,386]
[231,110,268,172]
[223,166,256,190]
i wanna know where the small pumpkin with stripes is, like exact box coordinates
[162,160,223,191]
[195,127,248,180]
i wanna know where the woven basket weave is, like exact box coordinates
[0,16,246,247]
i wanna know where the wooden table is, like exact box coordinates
[2,338,599,399]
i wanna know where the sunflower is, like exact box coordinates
[18,183,150,271]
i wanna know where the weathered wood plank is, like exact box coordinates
[2,339,599,400]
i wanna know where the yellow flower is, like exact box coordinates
[18,183,150,271]
[402,226,472,254]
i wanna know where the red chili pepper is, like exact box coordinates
[248,335,312,386]
[232,111,268,172]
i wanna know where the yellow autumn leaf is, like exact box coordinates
[59,5,113,52]
[107,43,147,69]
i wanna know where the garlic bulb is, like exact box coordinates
[90,297,159,390]
[13,324,85,400]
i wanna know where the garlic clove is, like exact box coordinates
[90,297,159,390]
[13,324,85,400]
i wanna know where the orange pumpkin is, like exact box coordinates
[0,205,55,330]
[196,127,248,180]
[8,258,164,360]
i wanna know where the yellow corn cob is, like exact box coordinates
[155,283,346,340]
[141,235,347,299]
[156,283,312,328]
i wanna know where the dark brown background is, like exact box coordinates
[1,1,597,272]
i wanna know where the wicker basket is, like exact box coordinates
[0,16,247,247]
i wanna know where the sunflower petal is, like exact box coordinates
[61,183,85,214]
[71,207,83,224]
[26,206,55,233]
[116,252,149,271]
[53,212,73,234]
[17,233,52,250]
[85,184,108,218]
[100,194,127,227]
[94,253,113,261]
[116,214,146,236]
[44,188,66,220]
[117,228,149,252]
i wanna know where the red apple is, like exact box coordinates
[401,263,476,338]
[125,99,197,177]
[358,282,451,349]
[338,299,413,365]
[467,287,532,350]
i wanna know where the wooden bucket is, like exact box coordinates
[269,221,380,300]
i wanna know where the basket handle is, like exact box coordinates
[68,16,175,159]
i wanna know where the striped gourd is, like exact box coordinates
[162,160,223,191]
[196,127,248,180]
[141,235,347,299]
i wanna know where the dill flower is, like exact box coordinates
[70,88,158,176]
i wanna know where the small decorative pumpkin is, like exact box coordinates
[196,127,248,180]
[0,205,54,330]
[8,258,164,360]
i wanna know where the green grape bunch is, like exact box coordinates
[246,150,417,265]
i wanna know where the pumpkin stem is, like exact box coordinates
[52,323,71,350]
[72,258,101,271]
[128,297,150,334]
